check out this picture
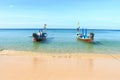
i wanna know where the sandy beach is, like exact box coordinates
[0,50,120,80]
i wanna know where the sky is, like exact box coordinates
[0,0,120,29]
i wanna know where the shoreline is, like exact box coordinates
[0,50,120,80]
[1,50,120,59]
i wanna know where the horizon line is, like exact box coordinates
[0,28,120,31]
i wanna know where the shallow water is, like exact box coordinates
[0,29,120,54]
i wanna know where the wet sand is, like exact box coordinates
[0,50,120,80]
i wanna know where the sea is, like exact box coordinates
[0,28,120,54]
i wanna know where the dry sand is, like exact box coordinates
[0,50,120,80]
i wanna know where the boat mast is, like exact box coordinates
[43,24,47,32]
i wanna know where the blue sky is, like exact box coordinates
[0,0,120,29]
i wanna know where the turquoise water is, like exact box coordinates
[0,29,120,54]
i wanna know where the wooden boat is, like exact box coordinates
[76,22,94,43]
[32,24,47,42]
[32,32,47,42]
[77,33,94,42]
[78,37,93,42]
[77,37,93,42]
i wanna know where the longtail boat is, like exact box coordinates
[77,32,94,42]
[76,22,94,42]
[32,24,47,42]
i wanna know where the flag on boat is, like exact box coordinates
[77,22,80,32]
[44,24,47,30]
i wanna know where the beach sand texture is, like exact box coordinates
[0,50,120,80]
